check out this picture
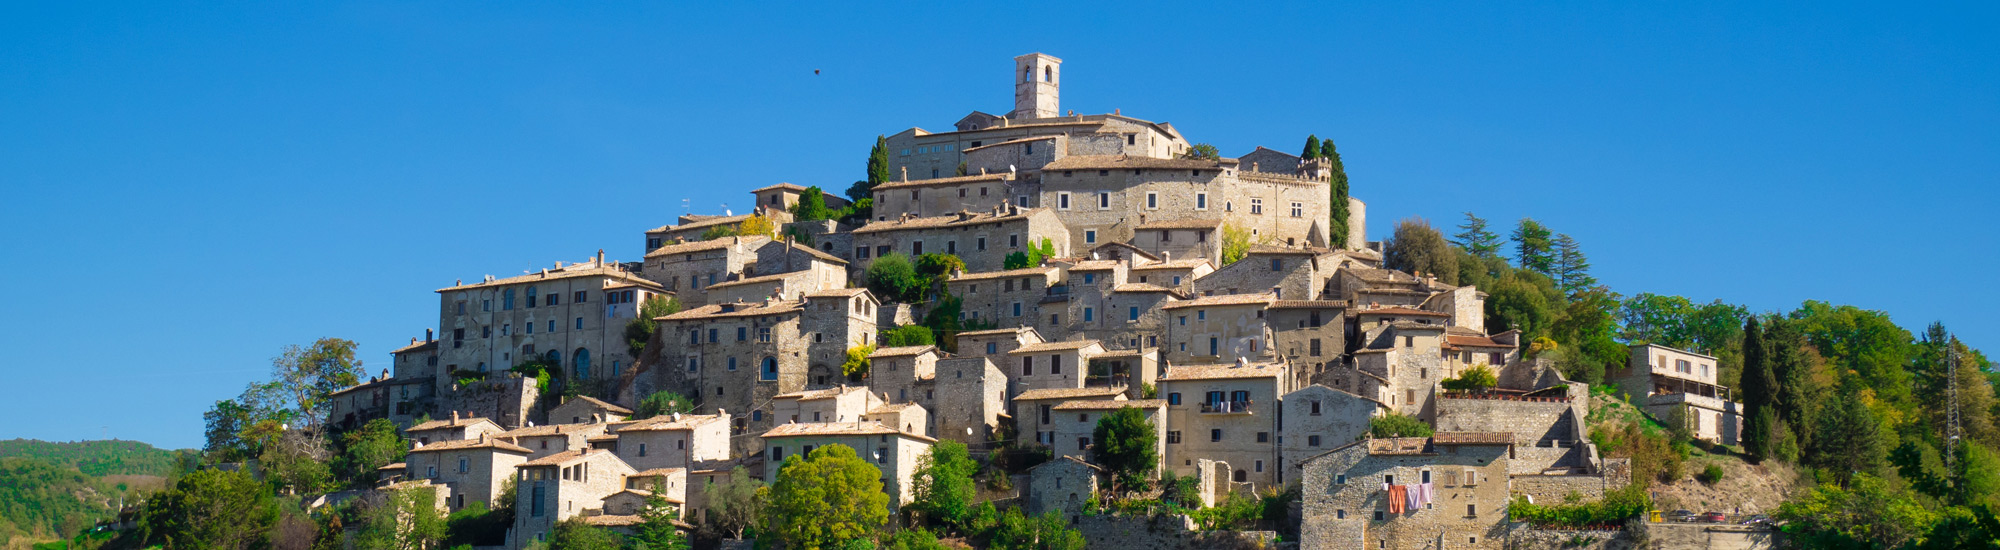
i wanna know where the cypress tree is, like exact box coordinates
[1320,139,1336,160]
[1302,135,1322,160]
[1767,319,1817,456]
[1740,316,1773,460]
[850,135,892,202]
[1324,139,1351,249]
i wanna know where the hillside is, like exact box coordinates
[0,458,116,547]
[0,439,187,478]
[1584,387,1802,516]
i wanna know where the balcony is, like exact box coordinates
[1200,400,1255,414]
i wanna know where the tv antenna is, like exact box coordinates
[681,198,690,216]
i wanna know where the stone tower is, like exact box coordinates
[1012,52,1061,120]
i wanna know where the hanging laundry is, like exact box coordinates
[1405,483,1421,510]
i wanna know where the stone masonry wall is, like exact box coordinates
[1075,514,1279,550]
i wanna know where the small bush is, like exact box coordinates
[1698,463,1724,485]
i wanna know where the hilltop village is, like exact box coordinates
[327,53,1750,549]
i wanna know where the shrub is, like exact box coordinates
[1440,364,1498,392]
[1368,414,1434,439]
[1698,463,1724,485]
[1507,484,1651,527]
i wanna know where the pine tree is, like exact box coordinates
[1740,316,1774,461]
[849,135,892,202]
[1302,135,1321,160]
[1452,212,1502,259]
[1511,219,1555,275]
[1552,233,1596,298]
[1324,139,1351,249]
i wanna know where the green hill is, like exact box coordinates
[0,458,115,546]
[0,440,187,478]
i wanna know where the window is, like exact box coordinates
[1250,198,1263,215]
[458,458,468,473]
[1178,316,1186,326]
[1209,337,1218,356]
[761,357,778,381]
[1195,193,1207,210]
[1167,430,1181,443]
[1310,339,1322,356]
[576,290,587,303]
[1197,310,1206,320]
[526,287,538,307]
[1167,392,1181,405]
[503,289,515,310]
[1077,437,1090,450]
[1097,193,1110,209]
[1146,192,1158,209]
[547,320,554,333]
[727,357,737,371]
[977,237,986,251]
[1050,355,1061,374]
[758,327,771,342]
[638,443,647,457]
[546,293,559,306]
[856,246,870,259]
[1210,429,1222,442]
[1083,308,1094,322]
[708,329,718,343]
[1255,460,1264,472]
[1021,357,1033,376]
[1058,192,1071,210]
[1129,307,1139,321]
[1374,511,1384,521]
[575,317,583,330]
[1337,509,1346,519]
[1085,230,1096,243]
[1009,234,1020,248]
[1467,504,1477,517]
[1271,258,1283,271]
[1309,435,1321,447]
[531,485,545,517]
[987,343,997,354]
[1013,302,1022,317]
[1310,400,1322,415]
[1257,432,1269,443]
[1336,474,1346,484]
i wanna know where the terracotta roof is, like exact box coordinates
[377,462,407,471]
[1112,283,1182,296]
[960,136,1058,153]
[658,300,803,321]
[1366,437,1434,456]
[1354,306,1451,318]
[1162,294,1274,310]
[631,468,687,478]
[1444,334,1514,349]
[1055,399,1167,411]
[1162,363,1283,381]
[871,172,1013,191]
[1093,348,1152,358]
[805,288,870,298]
[1043,155,1229,171]
[436,264,659,293]
[497,424,603,438]
[1245,244,1321,256]
[409,437,530,455]
[1131,259,1214,271]
[564,396,635,415]
[1014,387,1128,401]
[1030,455,1105,472]
[772,386,863,401]
[751,182,808,193]
[956,327,1036,338]
[1390,321,1446,331]
[583,514,644,527]
[1010,340,1103,354]
[761,421,937,442]
[391,339,438,355]
[648,213,754,235]
[867,403,923,414]
[1430,432,1514,445]
[1065,260,1122,272]
[1135,218,1223,230]
[700,271,800,290]
[643,236,768,259]
[950,267,1059,281]
[1269,300,1347,309]
[768,239,848,265]
[851,209,1041,234]
[869,345,937,358]
[407,416,500,433]
[1344,267,1420,283]
[520,449,605,467]
[617,414,726,432]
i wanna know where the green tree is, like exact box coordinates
[140,468,277,550]
[1776,474,1933,549]
[767,445,889,550]
[703,467,765,539]
[1324,139,1351,249]
[1510,219,1555,275]
[1811,383,1888,485]
[1369,414,1433,439]
[1789,301,1916,410]
[849,136,892,202]
[986,508,1085,550]
[841,345,876,378]
[1440,364,1498,392]
[1551,233,1596,298]
[624,295,685,358]
[1740,316,1776,461]
[909,441,978,532]
[631,481,692,550]
[635,391,696,420]
[1452,212,1503,259]
[914,253,966,296]
[792,186,837,222]
[1548,287,1625,384]
[355,485,447,550]
[1091,406,1160,493]
[550,516,625,549]
[1180,143,1220,160]
[1382,218,1459,285]
[334,418,406,487]
[866,252,923,303]
[1301,135,1321,160]
[1220,224,1253,266]
[1767,319,1821,459]
[883,324,935,347]
[739,214,778,238]
[883,527,949,550]
[1484,270,1561,342]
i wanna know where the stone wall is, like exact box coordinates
[1075,514,1278,550]
[1513,474,1613,504]
[1434,394,1580,445]
[445,375,540,429]
[1503,524,1629,550]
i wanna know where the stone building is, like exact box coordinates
[640,236,769,306]
[954,326,1046,362]
[1129,219,1224,262]
[611,413,733,473]
[387,335,440,426]
[511,448,638,548]
[1038,156,1333,250]
[497,423,609,460]
[771,385,880,425]
[1126,257,1212,294]
[1015,387,1127,449]
[945,267,1063,329]
[868,345,941,407]
[869,172,1019,221]
[1278,385,1385,487]
[1297,433,1515,550]
[849,206,1070,274]
[327,370,396,431]
[1160,293,1276,364]
[549,395,632,425]
[405,412,504,445]
[1007,339,1107,395]
[861,402,930,437]
[1192,246,1334,300]
[404,435,530,511]
[643,289,880,439]
[760,422,936,508]
[1268,300,1349,386]
[643,206,793,247]
[1158,361,1292,490]
[1050,399,1167,473]
[928,356,1009,445]
[1026,456,1104,518]
[749,182,850,212]
[434,256,666,399]
[1611,343,1744,445]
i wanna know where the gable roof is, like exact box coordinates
[1013,387,1127,401]
[1009,340,1103,354]
[408,437,530,455]
[869,345,938,359]
[760,421,937,442]
[1162,363,1283,381]
[561,395,634,415]
[407,416,501,433]
[643,235,770,259]
[1161,294,1274,310]
[1043,154,1231,171]
[436,264,661,293]
[658,300,804,321]
[871,172,1014,191]
[1054,399,1167,411]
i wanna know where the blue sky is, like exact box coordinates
[2,2,1994,450]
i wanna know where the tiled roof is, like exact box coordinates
[564,396,635,415]
[407,416,500,432]
[1054,399,1167,411]
[409,437,530,455]
[867,403,923,414]
[1366,437,1434,456]
[751,182,808,193]
[851,209,1040,234]
[700,271,799,290]
[1010,340,1103,354]
[805,288,870,298]
[391,339,438,355]
[1112,283,1181,295]
[761,421,937,442]
[658,300,803,321]
[497,424,602,438]
[1162,363,1283,381]
[377,462,407,471]
[1135,218,1223,230]
[631,468,687,478]
[1245,244,1320,256]
[1014,387,1127,401]
[1065,260,1122,271]
[1161,294,1273,310]
[643,235,768,259]
[1043,155,1229,171]
[1390,321,1446,331]
[1269,300,1347,309]
[436,264,659,293]
[583,514,645,527]
[871,172,1013,191]
[617,414,726,432]
[956,326,1035,338]
[961,136,1058,153]
[950,267,1059,281]
[1344,267,1419,283]
[1430,432,1514,445]
[648,213,754,235]
[1353,306,1450,318]
[767,239,848,264]
[773,386,863,401]
[869,345,937,358]
[1444,334,1514,349]
[1131,259,1213,270]
[520,449,600,467]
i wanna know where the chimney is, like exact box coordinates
[901,167,908,182]
[425,329,434,342]
[1237,357,1249,368]
[671,412,681,421]
[451,411,460,422]
[597,249,605,265]
[411,337,419,346]
[1163,251,1172,262]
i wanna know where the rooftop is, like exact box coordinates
[1014,387,1128,401]
[1054,399,1167,411]
[851,208,1040,234]
[1043,154,1229,171]
[408,437,530,455]
[657,300,804,321]
[644,235,769,259]
[1162,294,1274,310]
[563,395,634,415]
[616,414,726,433]
[1134,218,1223,230]
[869,345,937,359]
[760,421,937,442]
[436,263,661,293]
[1010,340,1103,354]
[1162,363,1282,381]
[1353,306,1451,318]
[1430,432,1514,446]
[407,416,500,432]
[871,172,1014,191]
[950,267,1059,282]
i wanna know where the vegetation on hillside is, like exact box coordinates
[0,440,186,478]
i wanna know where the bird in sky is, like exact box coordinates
[814,69,821,75]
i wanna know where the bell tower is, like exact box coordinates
[1011,53,1061,120]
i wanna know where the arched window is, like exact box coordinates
[1023,66,1032,83]
[761,357,778,381]
[545,349,560,366]
[526,286,538,307]
[1234,469,1248,482]
[573,348,591,380]
[1044,66,1052,83]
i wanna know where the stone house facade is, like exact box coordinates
[771,385,880,425]
[1297,434,1514,550]
[1006,339,1106,395]
[1026,456,1103,518]
[643,207,793,247]
[498,423,609,460]
[404,435,530,511]
[405,413,504,445]
[869,173,1019,221]
[611,413,733,473]
[1050,399,1168,474]
[929,356,1009,445]
[760,422,936,508]
[387,337,440,426]
[849,206,1070,275]
[1160,294,1275,364]
[1612,343,1743,445]
[1126,258,1212,294]
[946,267,1062,329]
[1193,246,1331,300]
[861,402,930,437]
[640,236,769,306]
[750,182,850,212]
[1015,387,1127,449]
[1268,300,1349,386]
[1158,361,1292,490]
[645,290,879,439]
[434,258,664,394]
[1279,385,1385,487]
[549,396,631,425]
[511,449,638,548]
[953,326,1046,363]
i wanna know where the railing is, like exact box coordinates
[1439,392,1571,403]
[1085,374,1131,388]
[1200,400,1254,414]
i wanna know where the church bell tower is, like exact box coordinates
[1012,53,1062,120]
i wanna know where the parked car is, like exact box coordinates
[1669,509,1697,522]
[1700,511,1729,523]
[1740,515,1775,527]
